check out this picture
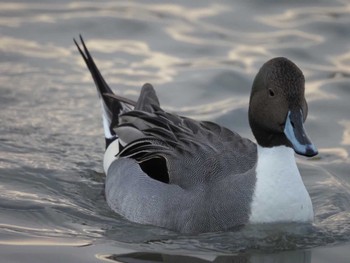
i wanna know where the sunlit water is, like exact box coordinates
[1,0,350,262]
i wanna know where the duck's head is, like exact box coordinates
[249,57,318,157]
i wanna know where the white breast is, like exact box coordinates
[249,145,314,224]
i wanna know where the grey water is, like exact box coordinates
[1,0,350,262]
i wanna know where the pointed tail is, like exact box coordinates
[74,35,136,148]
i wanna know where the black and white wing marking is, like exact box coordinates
[114,104,257,188]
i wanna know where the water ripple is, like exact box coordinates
[1,0,350,261]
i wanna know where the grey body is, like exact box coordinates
[106,158,256,233]
[107,85,258,233]
[74,36,317,233]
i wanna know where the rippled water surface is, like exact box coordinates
[1,0,350,262]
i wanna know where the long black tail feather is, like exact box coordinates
[74,35,133,148]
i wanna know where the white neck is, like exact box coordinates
[249,145,313,224]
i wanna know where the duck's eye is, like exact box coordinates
[268,89,275,97]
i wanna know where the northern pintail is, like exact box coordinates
[74,36,318,233]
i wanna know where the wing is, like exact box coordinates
[114,99,257,188]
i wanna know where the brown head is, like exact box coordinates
[248,57,317,157]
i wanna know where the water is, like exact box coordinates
[1,0,350,262]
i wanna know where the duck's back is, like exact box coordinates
[117,105,257,186]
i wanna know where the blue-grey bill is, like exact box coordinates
[284,110,318,157]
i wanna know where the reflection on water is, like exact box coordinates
[104,250,312,263]
[340,120,350,145]
[258,3,350,28]
[0,36,70,58]
[0,237,90,247]
[77,38,181,85]
[1,0,350,262]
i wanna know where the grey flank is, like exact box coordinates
[106,158,256,233]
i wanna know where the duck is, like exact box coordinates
[74,36,318,234]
